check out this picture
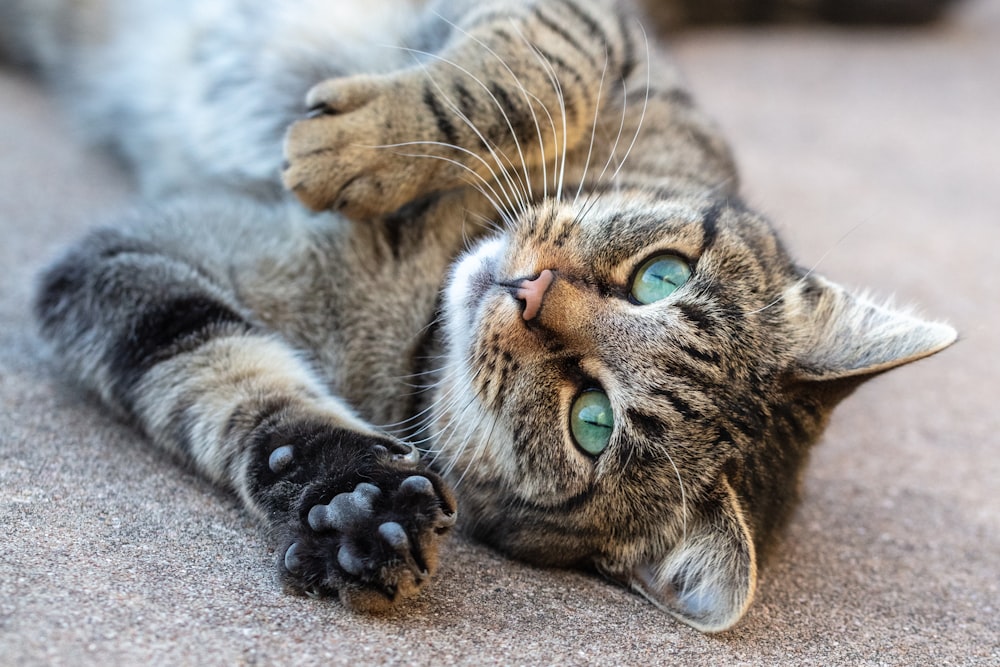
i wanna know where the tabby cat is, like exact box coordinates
[3,0,956,632]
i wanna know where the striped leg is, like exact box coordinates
[282,0,638,217]
[35,225,456,609]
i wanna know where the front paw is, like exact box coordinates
[275,444,457,611]
[282,75,442,218]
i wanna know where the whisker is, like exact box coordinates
[745,218,868,315]
[510,22,570,203]
[574,46,611,206]
[607,22,651,184]
[392,43,532,216]
[426,12,538,204]
[391,50,531,217]
[378,141,514,224]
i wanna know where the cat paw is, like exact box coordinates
[282,75,442,219]
[270,433,457,611]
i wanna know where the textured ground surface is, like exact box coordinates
[1,2,997,665]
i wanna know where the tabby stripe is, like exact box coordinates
[488,80,535,145]
[553,219,574,247]
[109,295,251,399]
[675,303,717,333]
[528,43,584,120]
[626,408,667,442]
[531,6,598,70]
[715,424,735,447]
[652,387,701,421]
[678,343,721,365]
[616,11,637,81]
[773,403,809,442]
[653,345,719,385]
[538,205,559,241]
[452,80,477,123]
[529,41,587,91]
[722,400,768,441]
[700,201,724,254]
[553,0,611,61]
[422,84,460,146]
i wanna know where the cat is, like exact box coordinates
[2,0,957,632]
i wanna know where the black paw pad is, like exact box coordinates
[307,482,381,532]
[395,475,458,532]
[268,445,294,473]
[283,541,304,573]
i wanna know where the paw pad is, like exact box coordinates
[308,482,381,532]
[284,541,303,573]
[268,445,294,473]
[378,521,409,552]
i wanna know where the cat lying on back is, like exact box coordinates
[2,0,955,632]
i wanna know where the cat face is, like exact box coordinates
[435,190,955,631]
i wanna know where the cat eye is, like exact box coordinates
[570,389,614,456]
[629,254,692,304]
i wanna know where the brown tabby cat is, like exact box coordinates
[3,0,956,632]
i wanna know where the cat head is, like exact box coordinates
[434,190,955,632]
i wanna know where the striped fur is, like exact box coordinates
[10,0,956,632]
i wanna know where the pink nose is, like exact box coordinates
[513,269,555,321]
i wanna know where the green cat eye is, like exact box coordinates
[630,254,691,304]
[570,389,614,456]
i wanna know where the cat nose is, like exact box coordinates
[512,269,555,321]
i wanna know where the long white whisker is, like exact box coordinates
[745,217,868,315]
[662,449,688,545]
[608,22,650,183]
[509,22,570,203]
[425,12,538,204]
[381,142,515,223]
[575,47,611,205]
[396,49,531,217]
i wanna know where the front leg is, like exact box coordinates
[35,227,456,610]
[282,0,638,217]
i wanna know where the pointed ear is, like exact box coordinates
[788,275,957,382]
[622,477,757,633]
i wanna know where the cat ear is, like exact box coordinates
[618,477,757,633]
[788,275,957,382]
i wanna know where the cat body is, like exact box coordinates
[3,0,955,632]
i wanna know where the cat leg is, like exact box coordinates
[34,222,456,610]
[282,0,640,217]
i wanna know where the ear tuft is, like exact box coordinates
[788,275,956,381]
[624,478,757,633]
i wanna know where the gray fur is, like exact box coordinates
[9,0,955,632]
